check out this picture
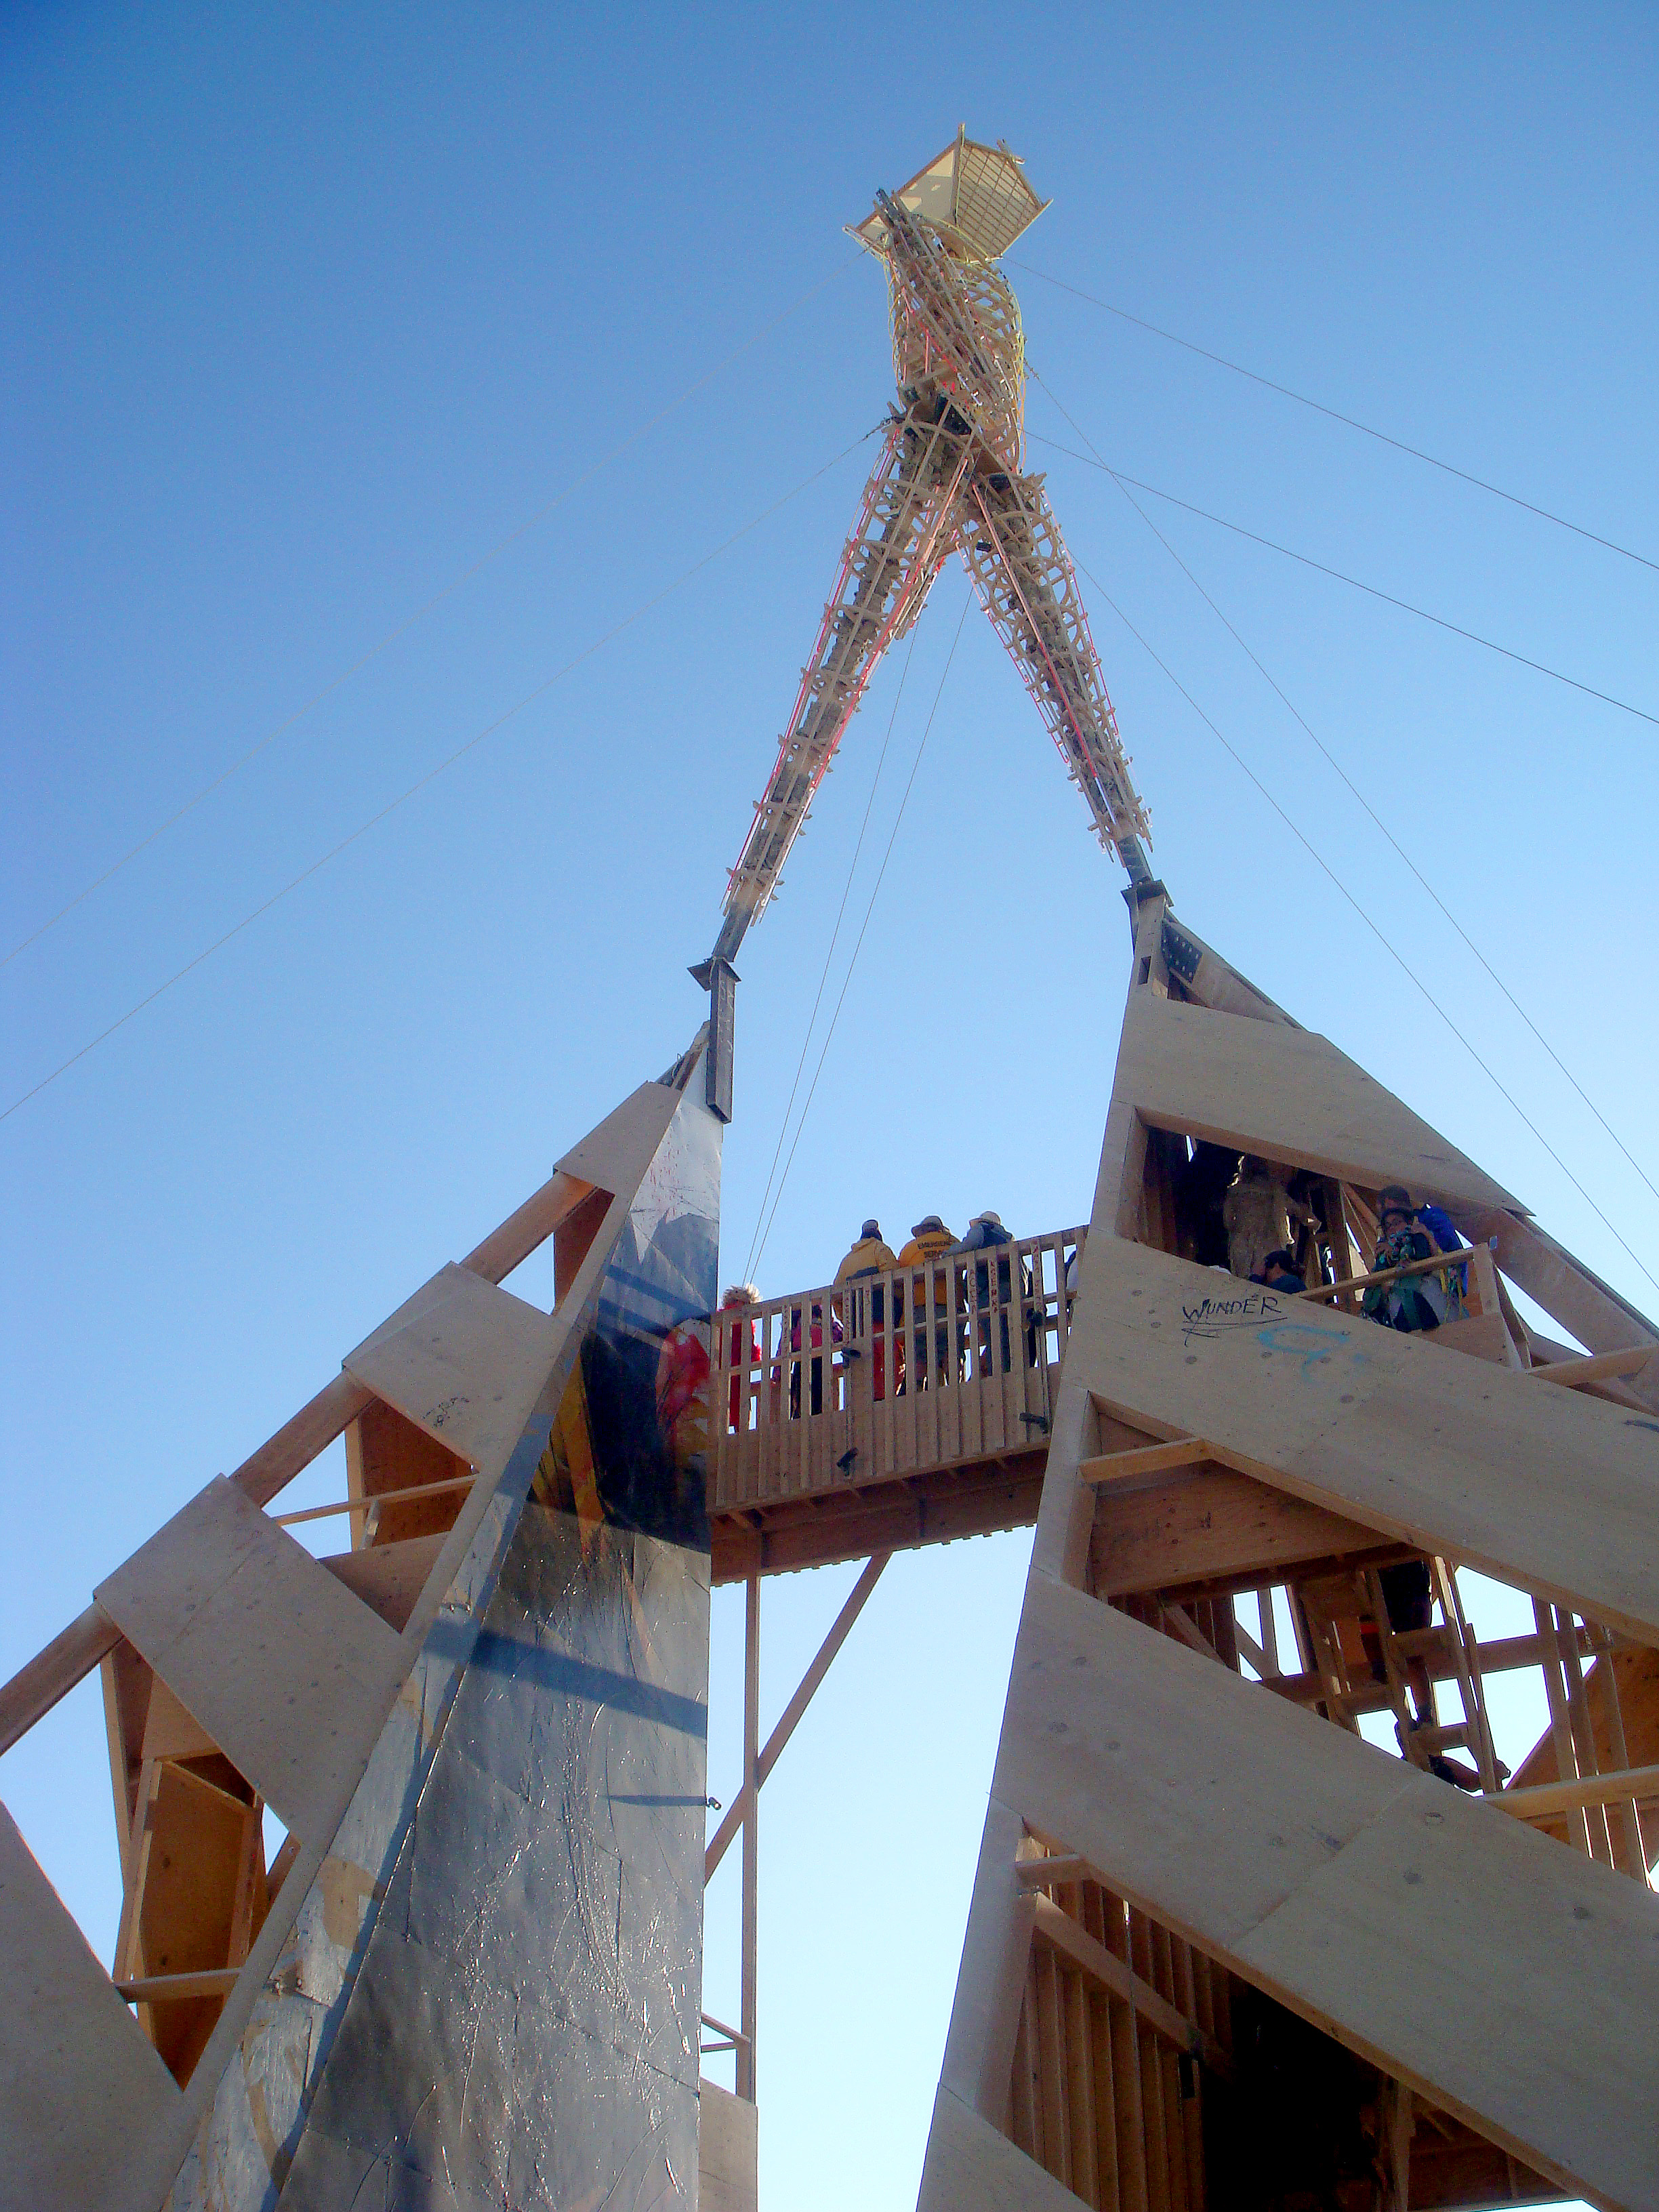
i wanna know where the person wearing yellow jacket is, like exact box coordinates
[834,1218,899,1399]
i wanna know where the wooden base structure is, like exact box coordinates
[0,1042,740,2211]
[920,889,1659,2212]
[4,897,1658,2209]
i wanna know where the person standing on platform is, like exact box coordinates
[954,1210,1015,1375]
[720,1284,760,1435]
[898,1214,956,1389]
[1363,1186,1457,1332]
[834,1218,899,1398]
[1414,1196,1470,1305]
[1223,1155,1315,1282]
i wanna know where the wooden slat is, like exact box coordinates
[273,1471,475,1527]
[1078,1439,1208,1486]
[1064,1958,1100,2206]
[1031,1898,1229,2080]
[1530,1347,1656,1389]
[705,1552,889,1882]
[1492,1761,1659,1823]
[1033,1944,1068,2188]
[232,1370,377,1512]
[116,1967,241,2003]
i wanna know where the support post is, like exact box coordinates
[705,1551,890,1883]
[690,955,738,1124]
[739,1572,760,2102]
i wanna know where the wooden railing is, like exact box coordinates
[710,1227,1086,1513]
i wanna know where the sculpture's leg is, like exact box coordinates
[713,411,970,962]
[958,472,1153,884]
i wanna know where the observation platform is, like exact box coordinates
[708,1225,1084,1582]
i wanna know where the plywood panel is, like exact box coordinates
[1111,991,1519,1212]
[1068,1236,1659,1646]
[321,1533,449,1633]
[346,1398,472,1544]
[96,1477,405,1844]
[998,1572,1659,2211]
[554,1077,682,1198]
[344,1263,560,1480]
[918,2081,1095,2212]
[698,2080,758,2212]
[0,1802,181,2209]
[1090,1463,1387,1598]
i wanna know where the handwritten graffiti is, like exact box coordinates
[1254,1319,1357,1374]
[1179,1291,1365,1378]
[1180,1288,1289,1341]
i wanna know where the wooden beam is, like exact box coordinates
[1078,1438,1209,1486]
[1264,1626,1601,1710]
[116,1969,241,2004]
[0,1601,121,1759]
[705,1552,890,1883]
[1015,1853,1091,1889]
[738,1575,760,2104]
[1030,1896,1232,2082]
[1531,1347,1656,1390]
[698,2008,750,2051]
[462,1168,595,1286]
[1292,1246,1496,1302]
[1159,1603,1222,1666]
[232,1370,377,1512]
[1491,1763,1659,1824]
[272,1471,476,1528]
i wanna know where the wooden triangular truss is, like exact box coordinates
[921,890,1659,2212]
[0,1043,735,2212]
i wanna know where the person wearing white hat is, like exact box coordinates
[952,1212,1016,1374]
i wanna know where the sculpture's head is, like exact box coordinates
[848,129,1048,266]
[849,131,1046,471]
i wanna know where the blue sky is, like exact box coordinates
[3,5,1655,2203]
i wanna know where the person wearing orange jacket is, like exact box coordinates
[897,1214,956,1389]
